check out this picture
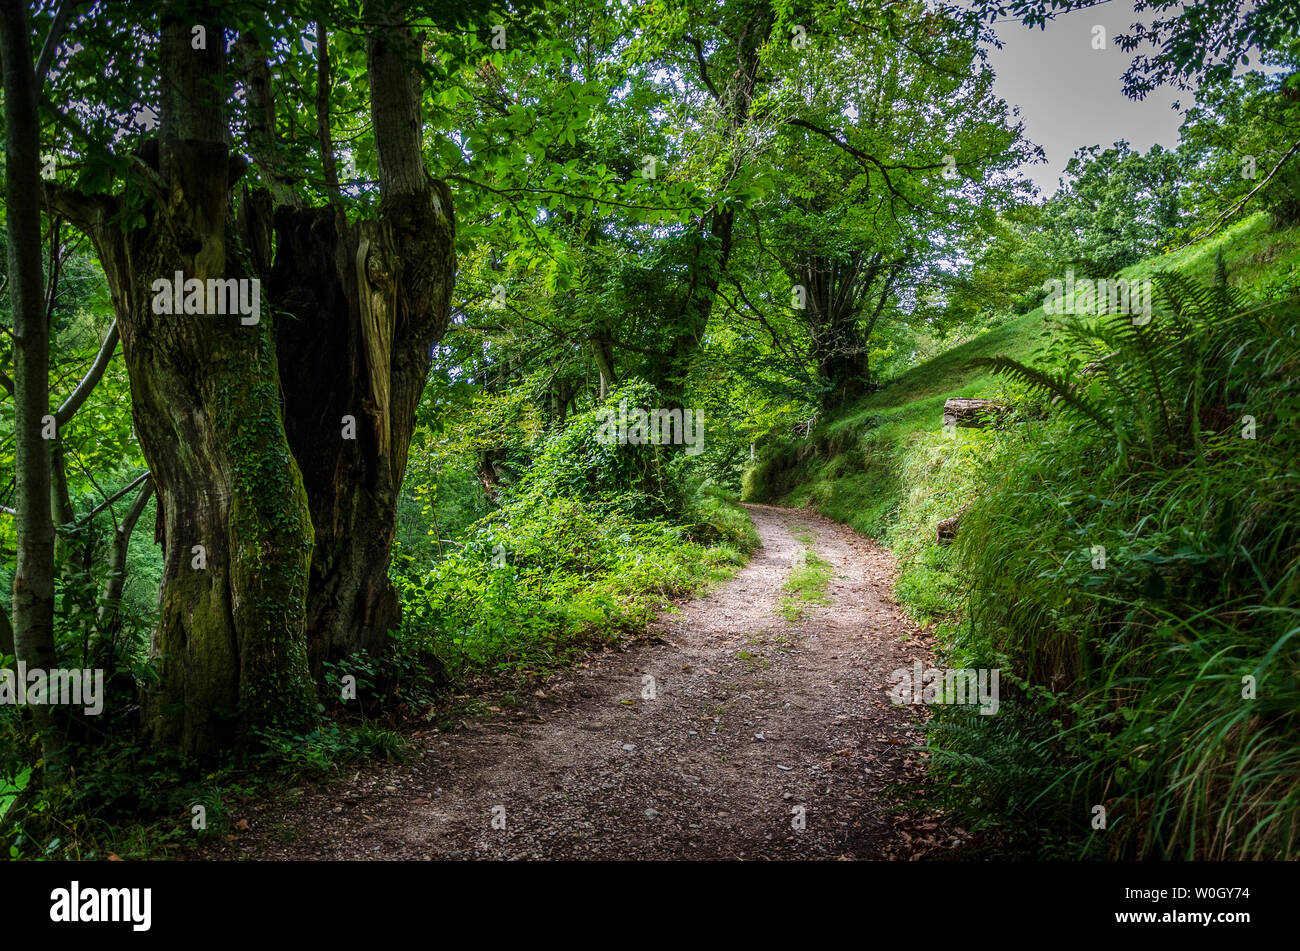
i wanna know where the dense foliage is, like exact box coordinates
[1,0,1298,860]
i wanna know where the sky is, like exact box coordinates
[983,0,1186,196]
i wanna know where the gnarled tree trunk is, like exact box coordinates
[48,0,456,754]
[53,8,318,756]
[263,3,456,670]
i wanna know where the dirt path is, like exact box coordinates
[204,505,963,860]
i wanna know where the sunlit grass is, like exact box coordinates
[780,547,833,622]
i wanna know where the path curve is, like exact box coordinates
[204,505,961,860]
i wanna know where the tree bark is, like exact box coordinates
[266,0,456,671]
[53,6,318,756]
[943,398,1010,429]
[2,0,60,767]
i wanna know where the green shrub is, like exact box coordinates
[386,378,759,685]
[513,379,691,522]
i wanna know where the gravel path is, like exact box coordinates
[200,504,962,860]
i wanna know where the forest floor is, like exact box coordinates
[196,505,968,860]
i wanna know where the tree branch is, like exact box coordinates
[54,320,118,427]
[237,30,302,209]
[686,35,721,103]
[34,0,78,88]
[315,22,344,218]
[784,117,950,210]
[1178,136,1300,249]
[74,471,150,526]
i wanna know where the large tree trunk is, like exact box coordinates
[128,233,318,755]
[268,1,456,670]
[811,305,872,411]
[800,252,901,411]
[47,0,455,752]
[2,0,60,768]
[54,8,318,756]
[801,254,868,412]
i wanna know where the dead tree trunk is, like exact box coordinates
[265,4,455,671]
[936,512,961,545]
[943,398,1010,429]
[936,503,973,545]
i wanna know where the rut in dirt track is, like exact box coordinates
[205,504,961,860]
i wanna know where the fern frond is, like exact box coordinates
[971,356,1115,432]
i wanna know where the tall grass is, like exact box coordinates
[937,273,1300,858]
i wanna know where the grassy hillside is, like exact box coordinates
[745,213,1300,618]
[745,212,1300,858]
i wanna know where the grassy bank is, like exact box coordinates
[745,213,1300,858]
